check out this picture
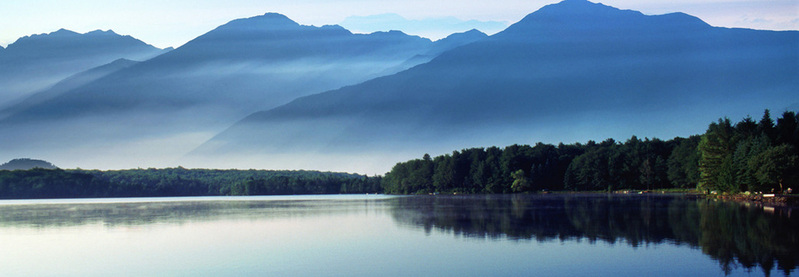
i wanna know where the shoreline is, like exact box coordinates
[706,193,799,208]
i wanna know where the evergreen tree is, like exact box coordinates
[667,136,700,188]
[776,111,798,146]
[698,118,735,192]
[758,109,776,141]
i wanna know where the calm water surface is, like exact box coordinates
[0,194,796,276]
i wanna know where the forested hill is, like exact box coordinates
[383,110,799,194]
[0,158,57,170]
[0,168,381,199]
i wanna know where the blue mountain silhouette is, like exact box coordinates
[0,13,485,168]
[1,13,478,123]
[0,29,166,108]
[0,58,139,120]
[194,0,798,172]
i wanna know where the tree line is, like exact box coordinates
[383,110,799,194]
[0,167,382,199]
[2,109,796,199]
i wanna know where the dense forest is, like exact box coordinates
[383,110,799,194]
[0,168,381,199]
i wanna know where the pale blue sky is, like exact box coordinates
[1,0,796,49]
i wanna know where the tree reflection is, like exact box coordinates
[389,194,799,276]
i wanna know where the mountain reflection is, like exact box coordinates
[389,194,799,276]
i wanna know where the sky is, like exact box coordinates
[1,0,797,49]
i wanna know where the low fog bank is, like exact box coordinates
[1,103,792,175]
[186,107,731,175]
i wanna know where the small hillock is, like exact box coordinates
[0,158,58,170]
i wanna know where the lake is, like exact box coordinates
[0,194,796,276]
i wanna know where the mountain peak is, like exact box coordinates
[108,58,137,66]
[261,12,292,20]
[499,0,710,37]
[552,0,608,8]
[86,29,120,36]
[51,28,80,36]
[6,29,89,50]
[176,12,305,50]
[7,28,144,49]
[529,0,640,20]
[444,29,486,39]
[370,30,411,36]
[216,12,300,31]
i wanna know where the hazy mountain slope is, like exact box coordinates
[0,13,481,169]
[2,15,430,122]
[194,0,799,173]
[0,29,166,108]
[0,59,138,120]
[388,29,488,73]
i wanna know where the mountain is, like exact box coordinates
[340,13,506,41]
[429,29,488,55]
[0,58,139,120]
[0,158,58,170]
[0,29,167,108]
[389,29,488,71]
[0,13,482,169]
[193,0,799,173]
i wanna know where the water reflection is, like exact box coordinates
[0,194,796,276]
[0,196,387,228]
[389,194,799,276]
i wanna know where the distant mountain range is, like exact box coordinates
[0,13,486,169]
[0,29,168,109]
[340,13,507,40]
[191,0,798,173]
[0,0,796,173]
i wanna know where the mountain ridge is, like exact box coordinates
[0,12,440,122]
[191,0,799,173]
[0,28,167,108]
[0,12,486,170]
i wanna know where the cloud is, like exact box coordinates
[340,13,508,40]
